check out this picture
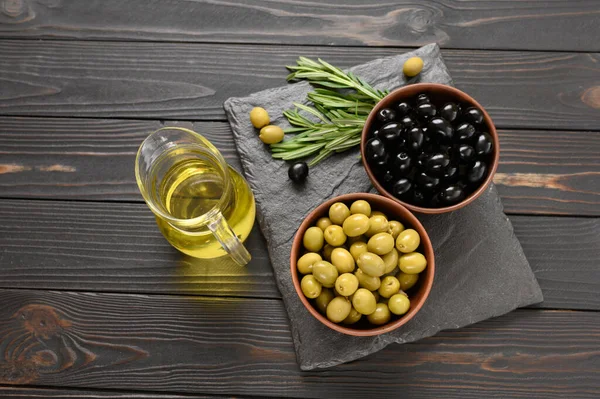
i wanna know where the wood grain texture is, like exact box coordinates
[1,117,598,215]
[0,40,599,129]
[0,386,234,398]
[0,0,598,52]
[0,289,598,398]
[0,199,598,309]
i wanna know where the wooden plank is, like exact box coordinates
[0,0,598,52]
[0,289,598,398]
[0,40,598,129]
[0,386,222,398]
[1,117,598,215]
[0,199,597,310]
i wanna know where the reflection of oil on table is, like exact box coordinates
[0,1,598,397]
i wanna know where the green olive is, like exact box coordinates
[312,260,339,288]
[328,202,351,225]
[249,107,270,128]
[324,225,347,247]
[366,215,389,237]
[303,226,324,252]
[371,211,386,217]
[259,125,284,144]
[335,273,359,297]
[342,214,370,237]
[388,221,405,239]
[347,235,366,245]
[326,296,351,323]
[382,248,399,274]
[330,248,355,273]
[314,288,335,314]
[396,229,421,253]
[322,244,335,262]
[342,307,362,325]
[354,269,381,291]
[367,232,395,255]
[297,252,322,274]
[349,241,368,261]
[300,275,322,299]
[350,200,371,217]
[352,288,377,315]
[316,217,333,231]
[378,276,400,298]
[403,56,424,77]
[367,303,392,325]
[397,272,419,291]
[399,252,427,274]
[388,294,410,315]
[357,252,386,277]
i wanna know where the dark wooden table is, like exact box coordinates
[0,1,599,398]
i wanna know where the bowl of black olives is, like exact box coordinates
[360,83,499,214]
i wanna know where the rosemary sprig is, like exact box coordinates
[270,57,388,166]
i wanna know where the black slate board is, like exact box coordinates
[224,44,543,370]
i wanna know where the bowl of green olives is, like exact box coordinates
[360,83,500,214]
[290,193,434,336]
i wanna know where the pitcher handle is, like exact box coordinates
[206,211,251,266]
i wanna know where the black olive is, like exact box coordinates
[416,93,430,105]
[379,170,395,187]
[395,102,412,117]
[392,152,413,176]
[380,122,402,146]
[416,172,440,191]
[467,160,487,184]
[425,152,451,175]
[376,108,397,124]
[455,123,476,141]
[371,129,381,140]
[399,115,416,129]
[439,185,465,205]
[288,162,309,182]
[463,107,484,125]
[429,192,442,208]
[417,152,429,169]
[416,103,437,121]
[427,117,454,143]
[440,102,460,123]
[458,144,476,163]
[411,190,426,206]
[392,178,412,198]
[406,126,425,152]
[474,132,494,156]
[365,138,387,162]
[441,164,459,182]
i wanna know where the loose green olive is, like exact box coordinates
[396,229,421,253]
[399,252,427,274]
[367,303,391,325]
[329,202,351,225]
[367,232,395,255]
[342,214,370,237]
[316,217,333,231]
[312,260,339,288]
[326,296,352,323]
[342,307,362,325]
[303,226,324,252]
[388,293,410,315]
[357,252,386,277]
[300,275,322,299]
[259,125,284,144]
[314,288,335,314]
[382,248,399,274]
[335,273,359,297]
[355,269,381,291]
[371,211,386,218]
[397,272,419,291]
[388,221,405,239]
[352,288,377,315]
[330,248,355,273]
[297,252,322,274]
[350,200,371,217]
[403,56,424,77]
[249,107,270,128]
[366,215,389,237]
[349,241,368,261]
[324,225,347,247]
[378,276,401,298]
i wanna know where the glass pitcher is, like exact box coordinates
[135,127,256,266]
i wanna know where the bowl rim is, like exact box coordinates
[360,83,500,214]
[290,192,435,337]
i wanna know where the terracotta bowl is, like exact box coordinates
[290,193,434,336]
[360,83,500,214]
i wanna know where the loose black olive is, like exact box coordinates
[455,123,476,141]
[288,162,309,182]
[439,185,465,205]
[380,122,402,146]
[371,129,382,140]
[463,107,484,125]
[365,138,387,162]
[467,160,487,184]
[392,178,412,198]
[458,144,476,163]
[399,115,416,129]
[474,132,494,156]
[416,103,437,121]
[441,164,459,182]
[427,117,454,142]
[440,102,460,123]
[416,172,440,191]
[406,126,425,152]
[392,152,413,176]
[377,108,397,124]
[396,102,412,117]
[411,190,426,206]
[416,93,430,105]
[425,152,451,175]
[379,170,395,187]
